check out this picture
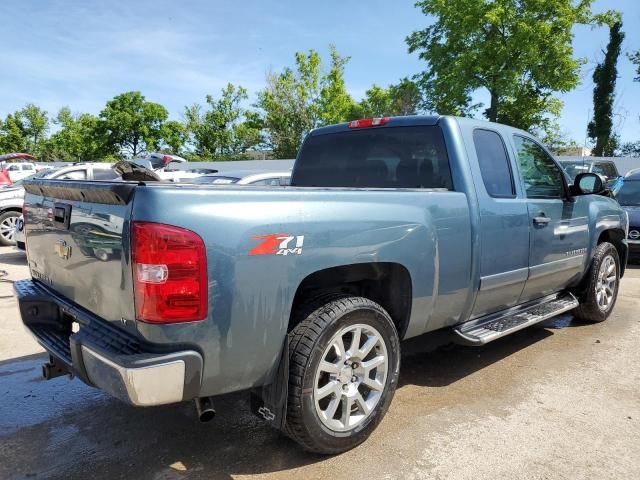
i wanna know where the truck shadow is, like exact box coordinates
[0,250,27,266]
[0,320,574,480]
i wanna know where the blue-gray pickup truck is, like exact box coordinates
[16,116,629,454]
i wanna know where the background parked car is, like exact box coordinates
[14,214,24,250]
[187,170,291,186]
[4,162,37,182]
[558,159,621,187]
[0,163,120,246]
[616,169,640,262]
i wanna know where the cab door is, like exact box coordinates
[511,135,589,301]
[466,128,530,318]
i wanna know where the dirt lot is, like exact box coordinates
[1,245,639,480]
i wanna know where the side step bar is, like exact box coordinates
[453,293,579,346]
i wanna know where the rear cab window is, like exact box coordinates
[292,125,453,189]
[473,129,515,197]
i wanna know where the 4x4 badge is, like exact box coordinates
[249,234,304,256]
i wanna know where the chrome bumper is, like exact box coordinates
[81,346,200,406]
[14,279,204,407]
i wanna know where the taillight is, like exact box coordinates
[348,117,390,129]
[132,222,208,323]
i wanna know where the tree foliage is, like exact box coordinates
[99,91,168,158]
[257,50,324,159]
[185,84,262,159]
[318,47,359,125]
[406,0,596,130]
[630,50,640,82]
[539,121,581,155]
[257,46,359,158]
[45,107,113,161]
[358,78,422,117]
[587,21,624,157]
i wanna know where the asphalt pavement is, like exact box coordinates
[1,246,638,480]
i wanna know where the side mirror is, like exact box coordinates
[574,172,605,195]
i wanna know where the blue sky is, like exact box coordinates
[1,0,639,145]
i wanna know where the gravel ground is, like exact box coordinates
[1,246,638,480]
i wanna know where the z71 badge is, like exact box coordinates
[249,234,304,256]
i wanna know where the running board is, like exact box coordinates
[453,293,579,346]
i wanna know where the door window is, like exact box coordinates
[473,129,515,197]
[513,136,564,198]
[56,169,87,180]
[92,168,120,181]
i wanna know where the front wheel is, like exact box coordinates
[574,242,620,323]
[285,296,400,454]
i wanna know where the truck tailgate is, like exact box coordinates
[23,180,137,324]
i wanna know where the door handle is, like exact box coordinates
[533,215,551,225]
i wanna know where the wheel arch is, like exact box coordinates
[288,262,413,340]
[597,228,627,277]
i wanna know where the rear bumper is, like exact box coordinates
[14,279,203,406]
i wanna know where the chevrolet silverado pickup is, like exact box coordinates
[16,116,629,454]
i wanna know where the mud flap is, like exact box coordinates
[250,336,289,430]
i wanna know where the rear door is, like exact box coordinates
[511,135,589,301]
[23,180,136,324]
[465,128,530,318]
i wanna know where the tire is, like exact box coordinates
[573,242,620,323]
[0,211,20,246]
[285,296,401,454]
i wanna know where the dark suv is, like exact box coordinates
[617,169,640,261]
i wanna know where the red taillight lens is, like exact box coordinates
[348,117,390,129]
[132,222,208,323]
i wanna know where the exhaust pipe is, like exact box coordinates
[195,396,216,422]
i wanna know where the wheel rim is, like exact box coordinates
[313,323,388,432]
[0,214,18,243]
[596,255,617,311]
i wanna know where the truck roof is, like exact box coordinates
[308,115,532,138]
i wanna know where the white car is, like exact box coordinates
[4,162,36,182]
[14,214,25,251]
[186,170,291,186]
[0,163,121,246]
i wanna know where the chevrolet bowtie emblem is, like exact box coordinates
[54,240,72,260]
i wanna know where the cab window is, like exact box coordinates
[473,129,515,197]
[513,136,564,198]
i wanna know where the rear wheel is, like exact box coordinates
[0,211,20,246]
[574,242,620,323]
[285,296,400,454]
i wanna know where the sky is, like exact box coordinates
[1,0,639,146]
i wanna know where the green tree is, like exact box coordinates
[630,50,640,81]
[539,121,581,155]
[185,83,262,160]
[587,20,624,157]
[620,142,640,157]
[318,46,359,125]
[258,47,363,158]
[19,104,49,156]
[99,91,168,158]
[45,107,112,161]
[406,0,597,130]
[257,50,323,158]
[358,78,422,117]
[159,120,188,155]
[0,113,27,153]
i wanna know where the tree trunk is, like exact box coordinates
[487,91,499,123]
